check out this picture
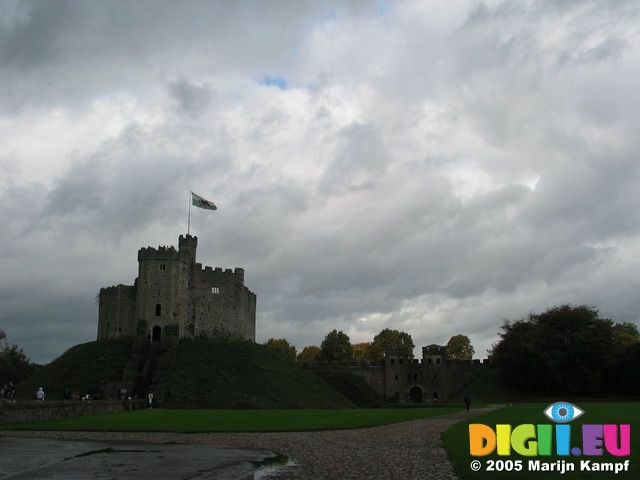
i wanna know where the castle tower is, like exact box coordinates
[136,245,189,342]
[98,233,256,343]
[178,234,198,266]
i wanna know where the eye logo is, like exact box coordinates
[543,402,584,423]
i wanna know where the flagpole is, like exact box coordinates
[187,191,192,235]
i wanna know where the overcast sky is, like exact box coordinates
[2,0,640,363]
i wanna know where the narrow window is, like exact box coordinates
[394,374,398,381]
[413,373,418,380]
[390,358,394,365]
[433,374,438,379]
[436,358,441,364]
[428,358,432,364]
[155,304,162,316]
[159,264,166,271]
[399,358,403,365]
[212,287,220,294]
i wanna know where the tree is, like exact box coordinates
[297,345,321,363]
[318,330,353,362]
[352,342,382,362]
[613,322,640,351]
[371,329,414,359]
[491,305,617,395]
[0,330,32,384]
[446,334,475,361]
[264,338,297,362]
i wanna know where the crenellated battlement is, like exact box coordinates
[100,284,135,294]
[137,245,183,262]
[196,265,245,283]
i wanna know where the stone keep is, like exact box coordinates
[97,234,256,342]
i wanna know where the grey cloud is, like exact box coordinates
[169,79,215,118]
[2,0,640,363]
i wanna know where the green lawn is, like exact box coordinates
[4,406,462,433]
[443,402,639,479]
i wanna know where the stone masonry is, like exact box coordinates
[98,234,256,343]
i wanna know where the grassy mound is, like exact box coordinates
[165,338,353,408]
[313,370,385,407]
[16,338,133,400]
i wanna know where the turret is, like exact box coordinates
[179,234,198,265]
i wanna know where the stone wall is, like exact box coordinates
[98,285,137,340]
[306,357,487,404]
[190,265,256,341]
[0,399,147,425]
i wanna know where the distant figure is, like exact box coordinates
[464,395,471,413]
[8,382,15,400]
[36,387,45,401]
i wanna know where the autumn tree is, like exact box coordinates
[297,345,321,363]
[613,322,640,351]
[446,334,475,361]
[352,342,382,362]
[371,329,414,359]
[264,338,297,362]
[318,330,353,362]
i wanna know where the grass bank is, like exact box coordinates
[5,406,462,433]
[16,339,133,400]
[165,338,354,408]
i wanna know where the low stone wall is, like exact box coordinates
[0,399,147,425]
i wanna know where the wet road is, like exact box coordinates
[0,437,283,479]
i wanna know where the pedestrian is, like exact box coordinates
[36,387,45,401]
[0,384,6,398]
[464,394,471,413]
[8,382,15,400]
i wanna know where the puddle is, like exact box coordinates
[251,453,297,479]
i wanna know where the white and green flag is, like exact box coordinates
[191,191,217,210]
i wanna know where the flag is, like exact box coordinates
[191,192,217,210]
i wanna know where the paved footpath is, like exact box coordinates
[3,405,503,480]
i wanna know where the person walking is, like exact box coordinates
[36,387,45,401]
[464,394,471,413]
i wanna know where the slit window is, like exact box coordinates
[155,304,162,316]
[159,264,166,271]
[212,287,220,294]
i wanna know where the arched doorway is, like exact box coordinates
[409,386,423,403]
[152,325,162,343]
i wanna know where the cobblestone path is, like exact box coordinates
[3,405,503,480]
